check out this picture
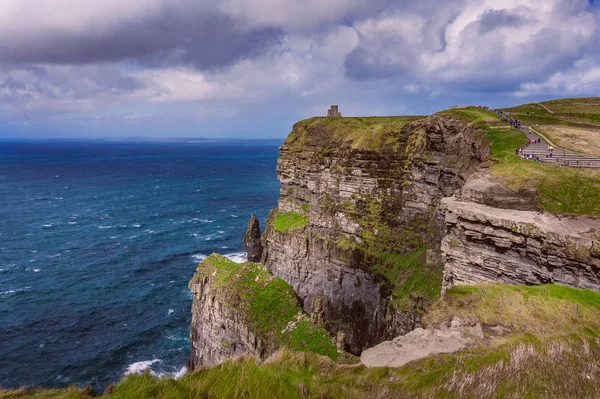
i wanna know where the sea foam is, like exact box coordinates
[225,252,247,264]
[124,359,161,376]
[191,254,207,263]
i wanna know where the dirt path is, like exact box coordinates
[536,103,554,114]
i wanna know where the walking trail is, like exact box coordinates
[498,112,600,169]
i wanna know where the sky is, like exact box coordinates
[0,0,599,139]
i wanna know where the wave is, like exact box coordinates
[191,254,207,263]
[42,224,53,228]
[173,366,188,380]
[124,360,187,380]
[225,252,247,264]
[0,286,31,296]
[124,359,161,376]
[191,252,246,264]
[99,225,114,229]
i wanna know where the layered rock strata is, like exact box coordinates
[441,196,600,291]
[261,115,489,354]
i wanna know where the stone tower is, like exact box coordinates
[327,105,342,118]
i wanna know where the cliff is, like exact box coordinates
[187,254,338,369]
[442,192,600,291]
[260,114,490,353]
[188,106,600,366]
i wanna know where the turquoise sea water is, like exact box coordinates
[0,140,281,391]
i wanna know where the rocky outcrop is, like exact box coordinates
[187,254,338,370]
[360,317,483,368]
[261,115,489,354]
[441,196,600,291]
[187,256,266,370]
[243,214,263,262]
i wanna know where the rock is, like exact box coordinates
[243,214,263,262]
[360,318,483,368]
[310,296,326,327]
[261,114,489,354]
[187,254,338,371]
[441,197,600,292]
[335,332,346,353]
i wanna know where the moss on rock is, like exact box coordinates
[273,211,309,233]
[190,254,338,360]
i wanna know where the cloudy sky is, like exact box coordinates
[0,0,598,139]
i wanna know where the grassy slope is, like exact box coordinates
[445,107,600,216]
[9,284,599,399]
[189,254,338,360]
[286,116,424,151]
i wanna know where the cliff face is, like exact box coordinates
[442,185,600,291]
[261,115,489,354]
[188,111,600,366]
[187,254,338,370]
[187,259,265,369]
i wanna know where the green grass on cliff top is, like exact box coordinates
[501,97,600,124]
[444,107,600,216]
[286,116,424,151]
[273,211,309,233]
[9,283,600,399]
[425,284,600,336]
[189,254,338,361]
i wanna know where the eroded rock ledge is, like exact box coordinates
[442,197,600,291]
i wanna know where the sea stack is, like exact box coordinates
[243,214,263,262]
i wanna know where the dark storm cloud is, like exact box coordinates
[0,64,147,110]
[478,9,528,34]
[344,47,399,81]
[0,9,281,71]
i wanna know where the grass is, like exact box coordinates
[8,336,598,399]
[286,116,423,151]
[189,254,338,360]
[534,124,600,156]
[273,211,309,232]
[439,107,503,125]
[424,284,600,335]
[367,247,443,308]
[483,124,600,215]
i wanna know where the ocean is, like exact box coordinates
[0,140,281,392]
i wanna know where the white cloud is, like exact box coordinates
[346,0,597,89]
[516,57,600,96]
[0,0,599,134]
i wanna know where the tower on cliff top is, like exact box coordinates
[327,105,342,118]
